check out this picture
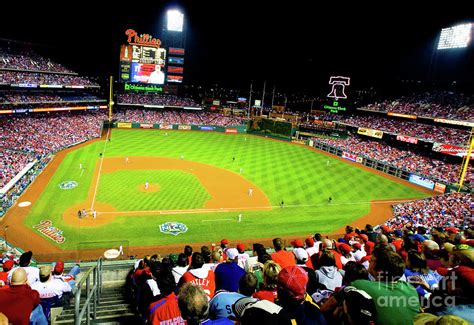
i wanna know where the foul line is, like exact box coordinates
[90,128,111,210]
[202,218,234,222]
[94,199,411,216]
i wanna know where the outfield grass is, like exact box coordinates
[24,129,431,249]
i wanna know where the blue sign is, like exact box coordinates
[200,126,214,131]
[408,174,435,190]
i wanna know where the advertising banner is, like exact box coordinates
[387,112,417,119]
[225,128,238,134]
[159,124,173,129]
[434,118,474,128]
[357,127,384,139]
[432,143,474,159]
[356,157,364,163]
[117,122,132,128]
[140,123,153,129]
[342,151,358,162]
[200,126,214,131]
[409,174,435,190]
[434,183,446,194]
[178,125,191,130]
[397,135,418,144]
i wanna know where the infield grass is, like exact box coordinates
[24,129,431,249]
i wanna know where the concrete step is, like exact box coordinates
[55,306,136,324]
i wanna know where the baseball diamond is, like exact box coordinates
[4,128,432,260]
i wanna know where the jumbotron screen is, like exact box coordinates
[120,45,167,84]
[437,23,472,50]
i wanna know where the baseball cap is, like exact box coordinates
[381,225,391,233]
[233,297,292,324]
[53,261,65,274]
[221,239,229,245]
[358,234,369,242]
[2,260,14,271]
[19,251,33,266]
[39,265,52,278]
[237,243,245,253]
[277,266,308,300]
[291,239,304,248]
[444,243,474,267]
[339,243,352,254]
[352,242,362,250]
[446,227,459,234]
[343,286,376,323]
[293,248,309,262]
[225,248,239,260]
[305,237,315,247]
[393,229,403,237]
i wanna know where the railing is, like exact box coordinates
[74,258,103,325]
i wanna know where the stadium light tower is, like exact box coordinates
[167,9,184,32]
[437,23,472,50]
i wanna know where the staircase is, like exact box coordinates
[53,288,136,324]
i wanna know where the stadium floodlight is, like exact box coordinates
[437,23,472,50]
[167,9,184,32]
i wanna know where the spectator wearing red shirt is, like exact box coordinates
[149,268,184,324]
[271,238,296,269]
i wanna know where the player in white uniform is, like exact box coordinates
[145,181,149,190]
[248,188,253,196]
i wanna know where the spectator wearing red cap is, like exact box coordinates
[343,226,357,242]
[0,260,14,288]
[271,238,296,269]
[236,243,249,270]
[446,227,460,242]
[52,261,81,293]
[305,237,318,257]
[351,242,366,263]
[291,239,304,249]
[276,265,326,324]
[338,243,355,266]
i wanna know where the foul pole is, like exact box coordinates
[108,76,114,121]
[457,127,473,192]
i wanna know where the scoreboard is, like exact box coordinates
[120,29,185,86]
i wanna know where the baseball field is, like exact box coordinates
[6,129,433,260]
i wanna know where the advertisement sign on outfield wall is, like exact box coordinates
[409,174,435,190]
[140,123,154,129]
[118,122,132,128]
[225,128,238,134]
[357,127,384,139]
[200,126,214,131]
[160,124,173,130]
[178,125,191,130]
[397,135,418,144]
[434,182,446,194]
[342,151,358,162]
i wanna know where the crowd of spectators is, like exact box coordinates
[0,149,36,188]
[1,110,106,156]
[361,91,474,121]
[386,192,472,230]
[126,215,473,324]
[340,115,470,146]
[117,93,200,107]
[0,50,73,73]
[115,108,248,126]
[312,135,472,185]
[0,71,98,87]
[0,93,102,103]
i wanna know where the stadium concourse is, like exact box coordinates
[0,45,473,324]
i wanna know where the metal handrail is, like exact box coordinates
[74,258,102,325]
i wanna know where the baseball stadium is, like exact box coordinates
[0,4,473,325]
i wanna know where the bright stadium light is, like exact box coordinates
[167,9,184,32]
[437,23,472,50]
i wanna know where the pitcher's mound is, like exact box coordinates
[138,184,160,193]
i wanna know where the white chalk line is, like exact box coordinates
[94,199,410,216]
[90,128,111,210]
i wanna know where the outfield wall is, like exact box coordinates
[312,141,464,194]
[108,122,247,133]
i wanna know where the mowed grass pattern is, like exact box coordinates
[96,170,211,211]
[24,129,431,249]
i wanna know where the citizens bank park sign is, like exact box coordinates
[33,220,65,244]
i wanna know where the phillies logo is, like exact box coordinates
[159,222,188,236]
[327,76,351,101]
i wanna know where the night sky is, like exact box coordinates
[1,2,472,92]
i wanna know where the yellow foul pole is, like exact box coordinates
[108,76,114,121]
[457,127,473,192]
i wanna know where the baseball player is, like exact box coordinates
[93,210,97,219]
[326,160,330,166]
[248,188,253,196]
[125,157,129,163]
[145,181,149,190]
[79,163,83,170]
[119,244,123,256]
[238,214,242,222]
[239,168,243,174]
